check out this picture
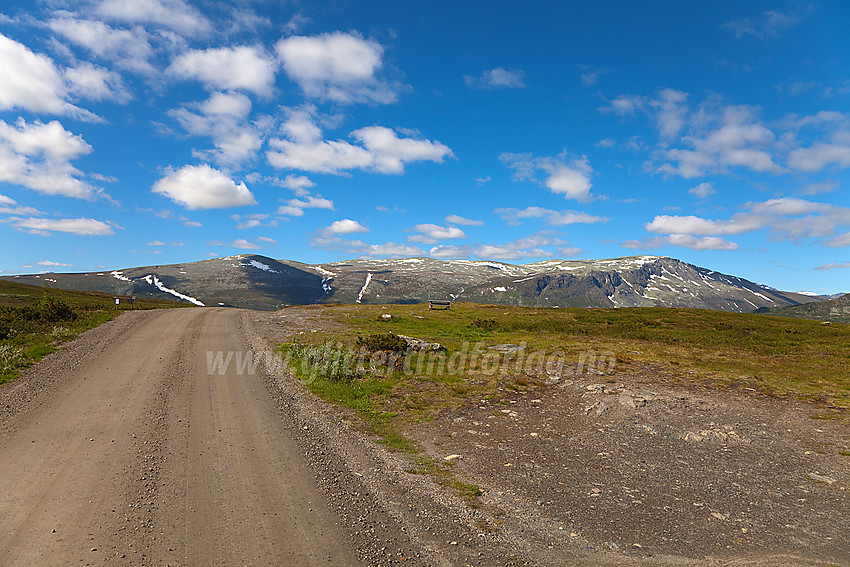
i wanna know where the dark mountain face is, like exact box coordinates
[2,254,822,312]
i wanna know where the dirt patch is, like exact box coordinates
[260,306,850,566]
[411,374,849,565]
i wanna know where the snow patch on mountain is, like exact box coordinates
[143,274,205,306]
[392,258,426,264]
[746,289,774,302]
[356,273,372,304]
[247,259,278,273]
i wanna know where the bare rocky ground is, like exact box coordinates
[414,378,849,566]
[251,306,850,567]
[1,307,847,566]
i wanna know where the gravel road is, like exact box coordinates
[2,307,847,567]
[0,308,361,566]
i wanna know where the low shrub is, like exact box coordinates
[0,297,78,336]
[284,343,364,383]
[0,344,25,374]
[38,297,77,322]
[356,332,408,352]
[51,326,75,340]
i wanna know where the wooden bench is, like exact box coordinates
[429,300,452,310]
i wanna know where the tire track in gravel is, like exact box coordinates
[0,308,361,566]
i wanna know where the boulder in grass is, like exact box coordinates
[398,335,446,352]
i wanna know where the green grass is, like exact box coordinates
[285,302,850,413]
[280,340,485,500]
[342,304,850,408]
[0,280,186,384]
[282,302,850,502]
[279,342,416,453]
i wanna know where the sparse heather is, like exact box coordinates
[0,280,185,384]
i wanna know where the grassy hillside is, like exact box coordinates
[0,280,186,384]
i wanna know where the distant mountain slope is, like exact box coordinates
[2,254,822,312]
[3,256,324,311]
[763,293,850,323]
[317,255,816,312]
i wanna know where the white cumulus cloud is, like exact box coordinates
[494,206,608,226]
[3,216,119,236]
[152,164,256,209]
[406,224,466,245]
[646,214,764,236]
[351,126,454,174]
[277,194,334,217]
[169,46,277,96]
[500,152,598,202]
[787,143,850,172]
[230,238,260,249]
[633,197,850,250]
[266,105,452,175]
[0,194,42,215]
[276,31,399,104]
[230,214,278,230]
[322,218,368,235]
[688,182,716,199]
[656,103,782,177]
[48,16,155,74]
[95,0,212,37]
[429,232,579,261]
[445,214,483,226]
[622,234,740,251]
[0,118,97,198]
[171,92,262,167]
[598,90,847,179]
[276,174,315,193]
[0,33,97,120]
[310,234,425,258]
[64,62,130,103]
[605,95,850,178]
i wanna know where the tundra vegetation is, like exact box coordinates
[282,302,849,450]
[0,280,184,383]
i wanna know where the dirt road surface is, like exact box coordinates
[2,306,847,567]
[0,308,360,566]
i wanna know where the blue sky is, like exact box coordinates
[0,1,848,294]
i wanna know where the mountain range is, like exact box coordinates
[760,292,850,324]
[2,254,831,314]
